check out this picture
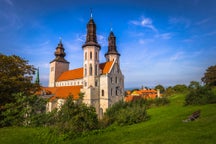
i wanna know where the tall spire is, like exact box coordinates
[51,39,69,63]
[105,31,120,56]
[82,10,101,49]
[35,67,40,85]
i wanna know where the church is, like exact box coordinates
[43,14,124,118]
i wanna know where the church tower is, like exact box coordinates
[82,13,101,111]
[82,14,101,88]
[49,39,69,87]
[105,30,120,64]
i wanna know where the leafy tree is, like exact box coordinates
[164,86,175,96]
[1,93,47,127]
[185,85,216,105]
[173,84,188,93]
[0,54,37,106]
[201,65,216,86]
[56,96,98,136]
[155,84,165,93]
[188,81,201,89]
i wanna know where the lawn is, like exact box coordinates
[0,94,215,144]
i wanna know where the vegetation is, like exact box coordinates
[201,65,216,86]
[0,54,215,143]
[185,81,216,105]
[0,54,39,127]
[103,99,149,127]
[155,84,165,93]
[1,93,215,144]
[1,93,47,127]
[53,95,98,137]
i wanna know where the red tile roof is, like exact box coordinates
[57,68,83,81]
[42,86,82,101]
[56,61,114,82]
[99,61,114,74]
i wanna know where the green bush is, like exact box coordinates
[185,86,216,105]
[54,96,98,137]
[115,105,148,126]
[103,99,148,126]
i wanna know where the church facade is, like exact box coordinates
[45,15,124,118]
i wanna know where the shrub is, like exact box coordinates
[55,96,98,137]
[185,86,216,105]
[103,99,148,126]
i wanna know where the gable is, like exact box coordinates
[99,61,114,74]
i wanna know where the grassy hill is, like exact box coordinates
[0,94,216,144]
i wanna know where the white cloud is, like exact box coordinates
[3,0,14,6]
[170,51,184,61]
[169,17,191,28]
[195,18,210,25]
[155,33,172,40]
[130,16,158,32]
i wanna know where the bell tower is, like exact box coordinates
[82,13,101,88]
[81,13,101,113]
[49,39,69,87]
[105,30,120,64]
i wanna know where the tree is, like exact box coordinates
[173,84,188,93]
[0,54,38,127]
[56,96,98,136]
[0,54,37,106]
[163,86,175,96]
[188,81,201,89]
[155,84,165,93]
[1,93,47,127]
[201,65,216,86]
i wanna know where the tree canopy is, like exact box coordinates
[0,54,37,106]
[155,84,165,93]
[201,65,216,86]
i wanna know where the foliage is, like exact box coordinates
[201,65,216,86]
[188,81,201,89]
[155,84,165,93]
[146,97,170,107]
[1,93,47,127]
[2,94,216,144]
[173,84,188,93]
[163,86,175,96]
[185,84,216,105]
[0,54,38,125]
[0,54,37,106]
[104,99,149,126]
[55,96,98,137]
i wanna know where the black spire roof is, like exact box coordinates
[82,16,101,48]
[105,31,120,56]
[51,40,69,63]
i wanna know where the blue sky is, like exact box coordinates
[0,0,216,88]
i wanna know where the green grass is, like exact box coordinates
[1,93,216,144]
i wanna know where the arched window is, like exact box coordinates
[111,88,113,96]
[95,64,97,75]
[85,64,87,76]
[89,64,92,76]
[85,52,87,60]
[90,51,92,59]
[115,77,118,83]
[95,52,97,60]
[102,90,104,96]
